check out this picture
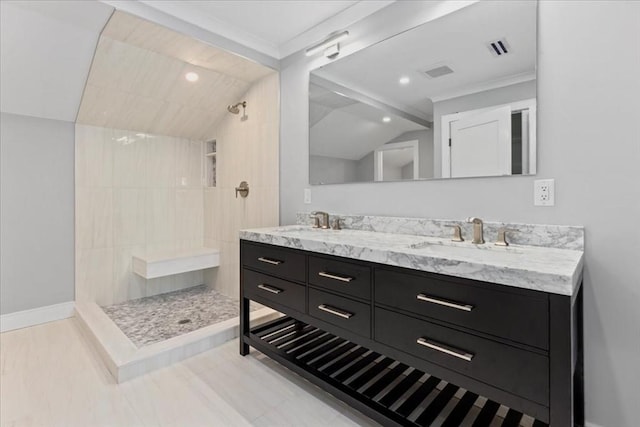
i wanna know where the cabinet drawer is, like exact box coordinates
[309,256,371,300]
[375,308,548,405]
[308,288,370,338]
[243,269,305,313]
[242,242,305,283]
[375,268,549,350]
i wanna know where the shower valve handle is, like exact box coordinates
[235,181,249,198]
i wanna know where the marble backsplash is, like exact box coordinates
[296,213,584,251]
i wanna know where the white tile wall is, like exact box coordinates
[76,72,278,305]
[76,125,113,187]
[76,125,205,305]
[76,188,113,249]
[114,189,146,246]
[175,138,202,188]
[145,189,176,244]
[76,247,114,305]
[203,73,280,300]
[113,130,147,188]
[146,136,175,188]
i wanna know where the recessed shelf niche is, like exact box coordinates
[204,139,216,187]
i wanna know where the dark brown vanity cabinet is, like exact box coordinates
[240,240,583,427]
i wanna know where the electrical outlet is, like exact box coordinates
[304,188,312,204]
[534,179,555,206]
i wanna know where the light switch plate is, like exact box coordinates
[534,179,555,206]
[304,188,312,204]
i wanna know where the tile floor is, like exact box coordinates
[0,318,379,427]
[102,285,259,347]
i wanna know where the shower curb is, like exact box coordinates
[75,301,280,383]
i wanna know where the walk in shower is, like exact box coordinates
[73,11,279,381]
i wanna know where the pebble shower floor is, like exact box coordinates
[102,285,259,347]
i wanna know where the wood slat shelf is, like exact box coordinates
[247,316,548,427]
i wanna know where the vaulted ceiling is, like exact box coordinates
[1,0,394,125]
[76,11,275,140]
[0,1,113,122]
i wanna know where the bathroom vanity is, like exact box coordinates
[239,216,584,426]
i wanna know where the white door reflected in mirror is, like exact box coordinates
[442,99,536,178]
[374,140,419,182]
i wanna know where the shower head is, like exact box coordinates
[227,101,246,114]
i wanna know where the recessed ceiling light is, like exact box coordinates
[185,72,199,82]
[399,76,410,85]
[382,116,391,123]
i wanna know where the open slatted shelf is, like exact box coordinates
[247,316,549,427]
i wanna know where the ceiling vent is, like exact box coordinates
[423,65,454,79]
[488,38,510,56]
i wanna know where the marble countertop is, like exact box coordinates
[239,225,584,296]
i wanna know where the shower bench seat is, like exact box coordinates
[132,247,220,279]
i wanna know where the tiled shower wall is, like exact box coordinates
[75,126,204,305]
[204,73,280,299]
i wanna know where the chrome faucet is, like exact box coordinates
[310,211,330,229]
[466,217,485,244]
[495,227,518,246]
[445,224,464,242]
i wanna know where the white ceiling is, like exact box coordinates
[0,0,394,123]
[0,1,113,122]
[314,0,536,119]
[136,0,394,59]
[310,83,425,160]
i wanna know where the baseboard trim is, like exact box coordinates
[0,301,75,333]
[585,422,604,427]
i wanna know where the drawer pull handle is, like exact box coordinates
[416,294,474,312]
[317,304,353,319]
[416,338,474,362]
[318,271,354,282]
[257,284,283,294]
[258,257,283,265]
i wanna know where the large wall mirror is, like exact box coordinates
[309,1,537,185]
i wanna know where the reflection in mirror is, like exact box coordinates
[375,141,419,182]
[309,78,431,184]
[442,98,536,178]
[309,0,537,185]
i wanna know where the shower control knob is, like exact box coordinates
[235,181,249,198]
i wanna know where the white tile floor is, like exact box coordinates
[0,318,380,427]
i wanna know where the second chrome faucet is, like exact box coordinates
[466,217,485,244]
[310,211,330,229]
[310,211,341,230]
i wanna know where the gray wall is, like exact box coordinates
[0,113,75,314]
[388,129,434,179]
[433,80,536,177]
[279,2,640,427]
[347,129,434,183]
[401,162,413,180]
[309,155,359,184]
[356,152,374,182]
